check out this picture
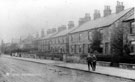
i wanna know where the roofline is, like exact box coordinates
[69,7,134,35]
[48,26,79,39]
[68,25,111,35]
[123,19,135,22]
[112,7,134,24]
[37,8,134,41]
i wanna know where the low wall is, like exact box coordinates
[65,55,135,70]
[97,61,135,70]
[19,53,135,70]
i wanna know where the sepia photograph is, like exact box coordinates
[0,0,135,82]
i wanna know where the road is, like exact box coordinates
[0,55,134,82]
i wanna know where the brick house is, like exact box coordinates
[36,2,134,61]
[48,21,77,55]
[69,4,134,55]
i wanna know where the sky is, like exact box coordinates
[0,0,134,43]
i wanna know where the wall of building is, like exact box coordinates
[35,7,134,62]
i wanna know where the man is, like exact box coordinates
[86,53,93,71]
[92,51,97,71]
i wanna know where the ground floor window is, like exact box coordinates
[131,41,135,53]
[88,44,91,53]
[84,44,88,54]
[70,45,74,53]
[105,42,109,55]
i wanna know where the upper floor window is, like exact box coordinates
[88,31,92,41]
[99,29,103,41]
[71,35,73,42]
[131,22,135,34]
[58,38,60,43]
[79,33,82,41]
[62,37,64,43]
[56,39,58,44]
[71,46,74,53]
[79,45,82,53]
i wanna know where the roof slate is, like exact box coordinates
[51,26,78,38]
[70,8,133,33]
[41,32,58,40]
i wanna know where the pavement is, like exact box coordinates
[4,55,135,80]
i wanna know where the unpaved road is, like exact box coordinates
[0,55,134,82]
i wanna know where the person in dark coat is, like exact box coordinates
[86,53,93,71]
[92,51,97,71]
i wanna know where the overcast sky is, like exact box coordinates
[0,0,134,43]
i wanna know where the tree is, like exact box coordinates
[110,23,124,66]
[91,30,102,53]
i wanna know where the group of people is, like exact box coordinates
[86,51,97,71]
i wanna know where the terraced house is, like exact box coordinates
[36,1,134,60]
[49,21,77,55]
[69,2,134,56]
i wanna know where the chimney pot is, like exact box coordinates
[104,5,111,17]
[116,1,124,13]
[78,13,91,26]
[68,21,74,29]
[58,25,66,32]
[94,9,101,20]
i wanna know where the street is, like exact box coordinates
[0,56,134,82]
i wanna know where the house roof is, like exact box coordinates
[70,7,134,33]
[41,32,58,40]
[39,26,77,40]
[125,14,135,21]
[51,26,78,38]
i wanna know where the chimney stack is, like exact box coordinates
[41,28,45,37]
[104,6,112,17]
[68,21,74,29]
[36,32,39,38]
[84,13,91,21]
[52,28,57,33]
[47,29,52,34]
[78,18,84,26]
[93,10,101,20]
[58,25,67,32]
[78,13,91,26]
[116,1,124,13]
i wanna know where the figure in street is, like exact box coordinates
[86,53,93,71]
[92,51,97,71]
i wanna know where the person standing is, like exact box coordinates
[92,51,97,71]
[86,53,93,71]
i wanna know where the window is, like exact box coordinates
[73,45,76,53]
[72,35,74,42]
[88,44,91,53]
[58,38,60,43]
[99,29,103,41]
[84,44,88,54]
[88,31,92,41]
[79,33,82,41]
[131,22,135,34]
[105,42,109,55]
[79,45,82,53]
[71,46,74,53]
[50,41,52,44]
[62,38,64,43]
[71,35,73,42]
[131,41,135,53]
